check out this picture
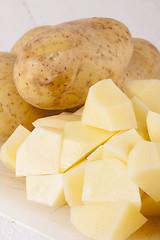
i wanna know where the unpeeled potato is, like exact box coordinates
[13,17,133,110]
[0,52,44,142]
[11,25,50,55]
[116,38,160,91]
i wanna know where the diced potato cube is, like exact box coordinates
[131,96,149,123]
[16,127,63,176]
[102,129,142,164]
[147,111,160,142]
[33,112,80,129]
[26,174,66,207]
[82,79,137,131]
[0,125,30,171]
[141,193,160,217]
[87,131,126,163]
[70,202,147,240]
[128,140,160,201]
[82,159,141,210]
[63,161,87,207]
[87,145,103,161]
[60,121,115,172]
[124,79,160,113]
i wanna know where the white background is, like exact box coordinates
[0,0,160,52]
[0,0,159,239]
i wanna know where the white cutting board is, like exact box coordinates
[0,159,159,240]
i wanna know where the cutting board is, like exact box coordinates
[0,160,159,240]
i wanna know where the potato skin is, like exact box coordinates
[11,25,50,55]
[13,17,133,110]
[116,38,160,91]
[0,52,44,142]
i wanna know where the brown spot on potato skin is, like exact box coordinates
[13,17,133,110]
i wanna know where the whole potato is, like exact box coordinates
[0,52,44,142]
[116,38,160,91]
[13,17,133,110]
[11,25,50,55]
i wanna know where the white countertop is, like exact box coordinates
[0,0,160,239]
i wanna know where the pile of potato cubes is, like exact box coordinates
[1,79,160,240]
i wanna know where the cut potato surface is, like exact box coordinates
[86,133,131,162]
[136,121,150,141]
[63,160,87,207]
[33,112,81,129]
[124,79,160,113]
[147,111,160,142]
[82,79,137,131]
[131,96,149,123]
[26,174,66,207]
[82,159,141,210]
[71,202,147,240]
[16,127,63,176]
[141,193,160,217]
[60,121,115,172]
[0,125,30,171]
[102,129,142,164]
[128,140,160,201]
[87,145,103,162]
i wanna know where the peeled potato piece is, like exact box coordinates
[60,121,115,172]
[136,121,150,141]
[16,127,63,176]
[131,96,149,123]
[82,79,137,131]
[124,79,160,113]
[82,159,141,210]
[71,202,147,240]
[128,140,160,202]
[102,129,142,164]
[87,145,103,162]
[147,111,160,142]
[33,112,81,129]
[0,125,30,171]
[26,174,66,207]
[63,161,87,207]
